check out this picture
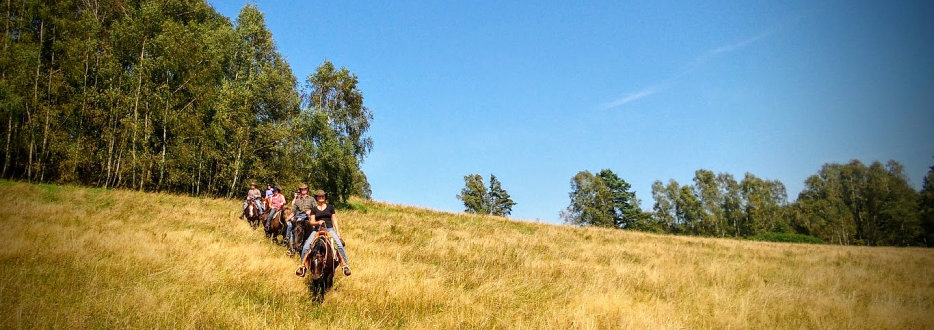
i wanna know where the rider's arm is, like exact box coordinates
[311,214,324,227]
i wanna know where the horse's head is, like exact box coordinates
[291,223,305,250]
[308,237,331,280]
[246,202,256,217]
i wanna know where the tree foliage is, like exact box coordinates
[489,174,517,216]
[0,1,372,204]
[457,174,489,214]
[457,173,516,216]
[921,165,934,246]
[562,169,640,229]
[793,160,921,246]
[637,160,928,247]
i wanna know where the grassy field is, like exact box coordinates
[1,181,932,329]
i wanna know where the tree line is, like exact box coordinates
[0,1,372,203]
[562,160,934,247]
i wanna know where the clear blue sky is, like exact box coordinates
[208,0,934,223]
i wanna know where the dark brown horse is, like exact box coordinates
[306,231,338,301]
[288,216,314,257]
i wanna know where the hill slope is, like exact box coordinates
[1,181,932,328]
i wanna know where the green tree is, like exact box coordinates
[693,169,723,236]
[305,60,373,159]
[489,174,517,216]
[457,174,489,214]
[795,160,921,246]
[0,1,374,204]
[562,169,642,228]
[561,170,614,227]
[921,164,934,246]
[596,169,641,229]
[676,185,704,235]
[457,173,517,216]
[650,180,677,233]
[301,60,372,204]
[717,173,744,237]
[739,173,788,236]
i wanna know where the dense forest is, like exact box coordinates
[563,160,934,247]
[0,0,372,203]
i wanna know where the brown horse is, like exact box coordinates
[306,230,339,301]
[244,198,263,229]
[265,208,289,246]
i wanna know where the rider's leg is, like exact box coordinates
[300,232,314,261]
[265,209,276,228]
[326,228,349,266]
[286,220,294,245]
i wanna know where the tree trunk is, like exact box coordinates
[2,114,10,177]
[158,76,169,190]
[131,38,146,189]
[75,35,90,181]
[228,144,242,198]
[26,141,33,181]
[4,0,9,51]
[196,147,203,196]
[39,33,54,182]
[28,20,43,181]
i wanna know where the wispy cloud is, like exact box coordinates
[599,85,663,110]
[710,30,773,55]
[601,10,812,111]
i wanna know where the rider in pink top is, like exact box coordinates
[269,190,286,209]
[265,187,287,229]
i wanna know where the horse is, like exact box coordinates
[244,197,263,229]
[265,208,289,246]
[288,215,314,257]
[306,230,339,301]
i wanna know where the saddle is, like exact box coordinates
[312,230,341,262]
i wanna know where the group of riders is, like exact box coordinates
[241,182,351,278]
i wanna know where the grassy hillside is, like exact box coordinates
[1,181,932,329]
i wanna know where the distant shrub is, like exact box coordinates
[748,232,825,244]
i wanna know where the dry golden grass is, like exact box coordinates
[1,180,932,329]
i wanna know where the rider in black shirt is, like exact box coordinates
[296,190,351,277]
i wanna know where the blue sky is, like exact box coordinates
[208,0,934,223]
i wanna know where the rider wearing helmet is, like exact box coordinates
[296,190,351,277]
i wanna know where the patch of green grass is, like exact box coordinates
[344,200,369,213]
[748,232,825,244]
